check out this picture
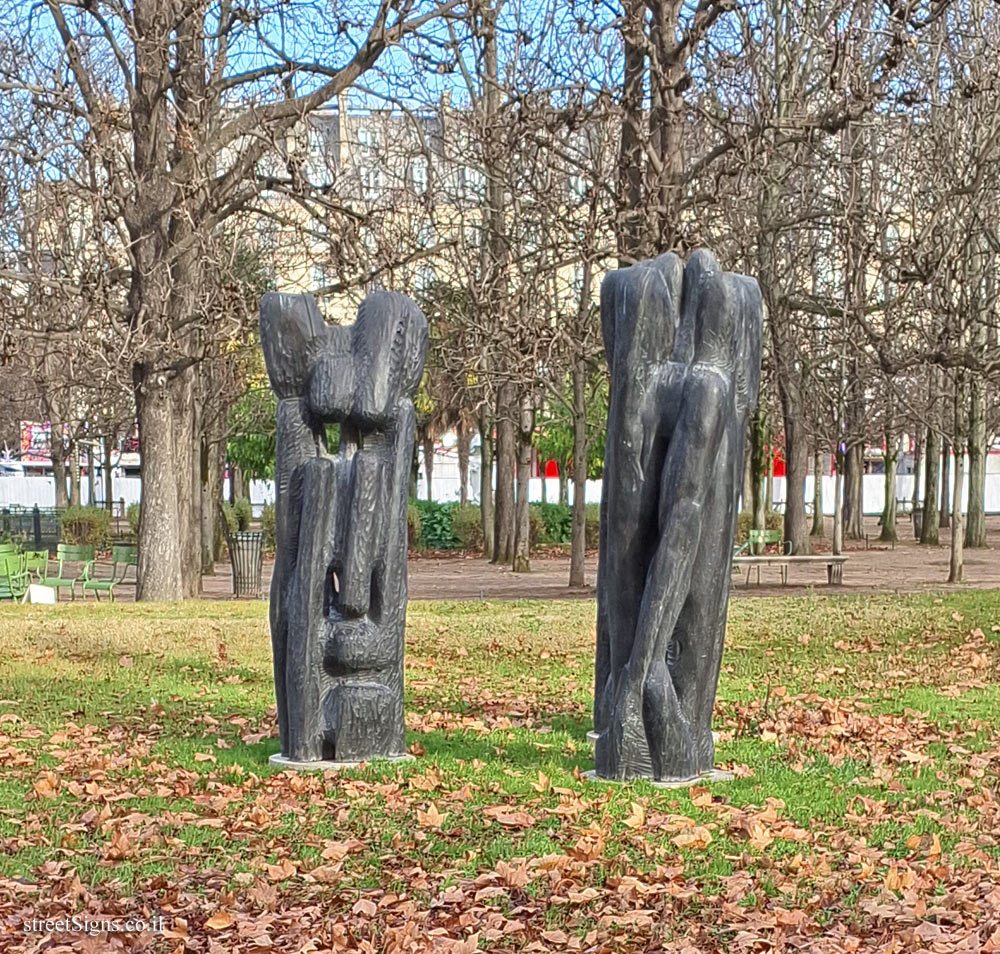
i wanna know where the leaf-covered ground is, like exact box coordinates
[1,593,999,953]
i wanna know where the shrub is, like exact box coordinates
[585,503,601,549]
[126,503,140,539]
[260,504,276,552]
[406,503,421,549]
[220,501,238,535]
[415,501,460,550]
[526,506,543,549]
[451,505,484,550]
[233,497,253,531]
[60,505,111,549]
[534,503,572,544]
[736,509,783,544]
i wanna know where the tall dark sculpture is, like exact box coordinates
[593,250,762,783]
[260,290,428,767]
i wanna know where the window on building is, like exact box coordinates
[313,262,332,288]
[569,173,587,198]
[362,167,383,202]
[358,126,380,153]
[409,156,428,194]
[464,165,485,199]
[415,265,436,295]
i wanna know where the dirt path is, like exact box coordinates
[188,515,1000,602]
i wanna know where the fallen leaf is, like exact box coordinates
[205,911,234,931]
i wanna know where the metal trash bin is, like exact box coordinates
[229,531,263,598]
[913,510,924,541]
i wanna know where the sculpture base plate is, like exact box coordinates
[581,768,734,789]
[269,753,415,772]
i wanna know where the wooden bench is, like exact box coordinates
[733,554,847,586]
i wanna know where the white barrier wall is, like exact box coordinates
[0,475,143,509]
[0,476,277,515]
[5,469,999,515]
[759,472,1000,516]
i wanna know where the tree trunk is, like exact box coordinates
[540,456,547,504]
[422,431,434,502]
[948,378,966,583]
[559,466,568,506]
[765,447,773,513]
[780,393,810,555]
[966,376,987,548]
[176,365,200,597]
[939,436,951,529]
[742,431,753,512]
[229,463,243,504]
[833,448,844,556]
[201,413,225,574]
[811,450,824,537]
[479,410,494,560]
[50,419,68,508]
[512,393,533,573]
[879,433,898,543]
[134,365,185,601]
[410,442,419,499]
[921,424,940,545]
[569,358,589,586]
[616,0,646,262]
[68,442,80,505]
[750,403,767,548]
[86,442,96,507]
[910,432,922,515]
[493,381,515,564]
[843,443,865,539]
[457,419,471,507]
[103,432,115,513]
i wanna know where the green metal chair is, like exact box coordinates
[23,549,49,579]
[748,529,792,554]
[0,541,20,558]
[38,544,95,601]
[81,545,136,602]
[0,553,29,601]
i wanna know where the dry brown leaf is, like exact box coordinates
[672,826,713,850]
[417,802,446,828]
[205,911,234,931]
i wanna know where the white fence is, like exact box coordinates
[0,476,276,516]
[418,471,1000,514]
[4,469,998,516]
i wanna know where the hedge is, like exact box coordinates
[408,500,600,552]
[60,506,112,549]
[735,509,784,544]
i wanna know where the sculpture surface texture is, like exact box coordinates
[260,291,428,765]
[593,250,762,782]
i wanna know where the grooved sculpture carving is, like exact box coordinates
[260,291,428,765]
[593,250,762,782]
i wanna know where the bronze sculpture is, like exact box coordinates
[593,250,762,782]
[261,291,428,767]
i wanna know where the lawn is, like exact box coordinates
[1,593,999,952]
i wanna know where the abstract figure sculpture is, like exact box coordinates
[593,250,762,783]
[260,291,428,767]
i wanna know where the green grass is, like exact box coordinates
[1,592,998,951]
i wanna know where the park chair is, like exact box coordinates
[81,545,137,602]
[0,541,20,558]
[23,550,49,579]
[0,553,29,601]
[748,529,792,555]
[38,544,95,601]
